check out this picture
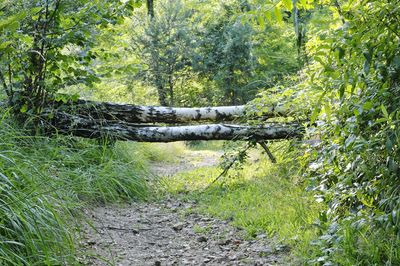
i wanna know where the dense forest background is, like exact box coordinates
[0,0,399,265]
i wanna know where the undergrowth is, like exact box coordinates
[161,141,322,263]
[161,140,400,265]
[0,108,149,265]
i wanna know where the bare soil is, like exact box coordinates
[80,150,287,265]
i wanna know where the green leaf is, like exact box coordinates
[257,14,265,29]
[282,0,293,10]
[71,94,80,102]
[363,60,370,75]
[339,84,345,99]
[0,11,26,32]
[385,138,393,152]
[0,41,12,50]
[381,105,388,118]
[387,157,398,173]
[20,104,28,113]
[375,117,387,124]
[314,56,326,66]
[274,7,283,23]
[337,47,345,60]
[310,106,320,124]
[264,10,272,21]
[324,104,331,119]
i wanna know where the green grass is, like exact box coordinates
[161,143,322,263]
[128,142,186,163]
[2,102,395,265]
[307,217,400,266]
[0,108,149,264]
[184,140,225,151]
[337,224,399,265]
[161,142,400,265]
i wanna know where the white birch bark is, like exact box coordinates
[49,112,302,142]
[51,99,288,123]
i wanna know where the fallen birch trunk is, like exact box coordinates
[46,112,303,142]
[50,99,288,123]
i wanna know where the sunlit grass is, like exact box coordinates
[184,140,225,151]
[161,144,322,262]
[124,142,186,163]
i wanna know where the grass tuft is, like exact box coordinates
[162,142,322,262]
[0,108,149,264]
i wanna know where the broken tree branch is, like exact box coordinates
[48,98,289,124]
[258,141,277,163]
[45,112,303,142]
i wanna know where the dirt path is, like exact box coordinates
[80,150,286,265]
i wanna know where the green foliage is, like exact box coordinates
[128,0,299,107]
[1,0,397,264]
[252,25,299,89]
[194,4,256,105]
[310,0,399,220]
[304,1,400,263]
[248,0,399,264]
[309,217,400,265]
[132,0,194,106]
[0,0,141,113]
[0,107,148,264]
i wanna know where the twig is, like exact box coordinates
[204,142,252,190]
[99,226,140,234]
[258,141,276,163]
[333,0,346,25]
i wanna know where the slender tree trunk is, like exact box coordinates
[168,75,174,107]
[292,0,300,54]
[48,112,303,142]
[292,0,308,65]
[156,84,168,106]
[46,98,289,124]
[228,66,236,105]
[146,0,154,18]
[146,0,167,107]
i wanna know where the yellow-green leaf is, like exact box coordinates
[381,105,388,118]
[282,0,293,10]
[0,41,12,50]
[0,11,26,32]
[274,7,283,23]
[20,104,28,113]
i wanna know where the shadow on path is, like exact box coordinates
[80,150,286,265]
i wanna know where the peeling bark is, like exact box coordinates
[49,99,288,124]
[46,112,303,142]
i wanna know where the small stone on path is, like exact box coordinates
[80,149,288,265]
[172,222,184,231]
[197,236,207,242]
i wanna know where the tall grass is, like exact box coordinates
[0,108,149,264]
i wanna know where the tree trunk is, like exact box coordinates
[168,75,174,107]
[47,99,289,124]
[146,0,154,18]
[47,112,303,142]
[156,84,168,106]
